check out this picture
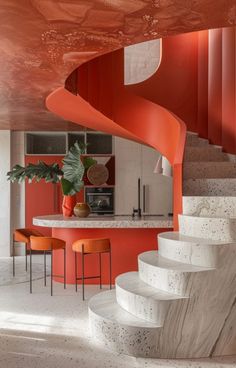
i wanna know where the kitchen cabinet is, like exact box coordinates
[25,131,113,155]
[114,138,142,215]
[68,133,85,150]
[114,137,172,216]
[86,133,113,154]
[26,133,66,155]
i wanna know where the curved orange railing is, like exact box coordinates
[46,49,186,229]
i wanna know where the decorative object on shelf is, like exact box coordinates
[87,163,109,186]
[7,142,86,217]
[74,202,91,218]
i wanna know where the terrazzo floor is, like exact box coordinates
[0,256,235,368]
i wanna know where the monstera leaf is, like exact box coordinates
[7,141,85,196]
[61,142,85,196]
[7,162,63,184]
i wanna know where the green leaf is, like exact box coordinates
[83,157,97,170]
[7,162,63,184]
[7,141,85,196]
[62,141,85,195]
[61,178,74,196]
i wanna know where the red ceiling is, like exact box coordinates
[0,0,235,130]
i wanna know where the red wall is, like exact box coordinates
[128,32,199,133]
[208,29,222,146]
[198,27,236,153]
[25,155,84,236]
[222,28,236,153]
[129,27,236,154]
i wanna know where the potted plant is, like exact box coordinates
[7,142,94,217]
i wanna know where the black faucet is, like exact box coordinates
[132,178,142,218]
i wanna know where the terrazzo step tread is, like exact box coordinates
[183,162,236,179]
[88,289,161,328]
[116,272,184,300]
[182,196,236,217]
[185,133,209,146]
[179,214,236,241]
[183,178,236,196]
[158,231,228,245]
[138,251,213,272]
[158,231,223,267]
[115,272,184,324]
[184,147,229,162]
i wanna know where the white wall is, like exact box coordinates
[11,132,25,256]
[0,131,11,256]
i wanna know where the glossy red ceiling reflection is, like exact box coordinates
[0,0,235,130]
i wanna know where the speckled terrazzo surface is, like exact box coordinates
[0,255,50,286]
[0,256,236,368]
[33,215,173,228]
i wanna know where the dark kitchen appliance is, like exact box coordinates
[85,187,114,215]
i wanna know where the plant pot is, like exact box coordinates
[62,195,76,217]
[74,202,91,218]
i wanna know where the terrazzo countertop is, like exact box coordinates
[33,214,173,228]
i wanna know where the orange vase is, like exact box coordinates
[62,195,76,217]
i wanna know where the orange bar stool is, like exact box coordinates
[72,238,112,300]
[30,236,66,296]
[13,228,43,276]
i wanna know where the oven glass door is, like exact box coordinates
[85,190,114,214]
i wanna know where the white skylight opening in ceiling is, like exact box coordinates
[124,39,162,85]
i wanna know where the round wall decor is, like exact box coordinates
[87,164,109,186]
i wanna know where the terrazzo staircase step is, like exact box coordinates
[116,272,184,324]
[183,196,236,217]
[88,289,161,358]
[138,251,212,296]
[184,147,229,162]
[179,214,236,242]
[184,146,230,162]
[185,133,209,147]
[183,178,236,196]
[183,162,236,179]
[158,231,225,267]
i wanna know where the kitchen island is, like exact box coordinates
[33,215,173,284]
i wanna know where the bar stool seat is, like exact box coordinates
[30,236,66,296]
[13,228,43,276]
[72,238,112,300]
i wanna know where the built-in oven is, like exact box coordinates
[85,187,114,215]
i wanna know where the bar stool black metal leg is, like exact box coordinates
[13,241,15,277]
[25,244,28,272]
[75,252,77,292]
[30,249,32,293]
[109,248,112,290]
[51,250,53,296]
[82,245,85,301]
[44,251,47,286]
[99,252,102,289]
[64,248,66,289]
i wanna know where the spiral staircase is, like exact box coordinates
[88,132,236,358]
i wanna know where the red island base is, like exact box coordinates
[52,228,171,284]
